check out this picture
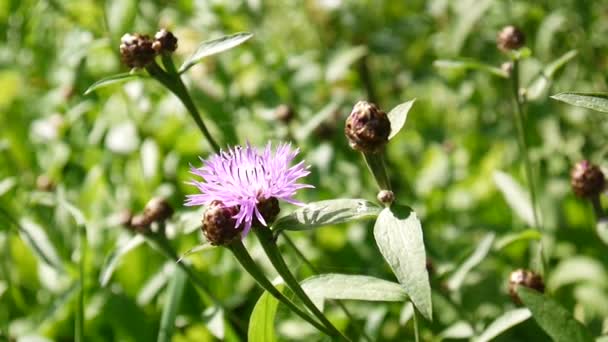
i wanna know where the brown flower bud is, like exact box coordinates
[130,214,151,233]
[377,190,395,205]
[497,25,526,52]
[571,160,605,198]
[203,201,242,246]
[344,101,391,153]
[120,33,156,68]
[153,29,178,54]
[36,175,55,192]
[274,104,295,124]
[255,197,280,227]
[143,197,174,223]
[508,269,545,305]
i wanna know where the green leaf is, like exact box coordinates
[446,232,495,291]
[301,274,408,310]
[527,50,578,100]
[272,199,382,233]
[439,321,474,340]
[597,218,608,246]
[99,235,145,286]
[474,308,531,342]
[18,218,64,272]
[494,229,542,251]
[433,58,508,78]
[518,287,594,342]
[551,92,608,113]
[373,206,432,320]
[0,177,16,197]
[493,171,535,227]
[387,99,415,140]
[326,46,367,82]
[547,256,608,290]
[248,283,285,342]
[178,32,253,73]
[84,73,142,95]
[157,266,187,342]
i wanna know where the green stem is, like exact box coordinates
[363,152,392,191]
[282,233,373,342]
[75,226,86,342]
[146,62,221,153]
[227,240,333,336]
[591,195,605,220]
[254,227,350,341]
[413,308,420,342]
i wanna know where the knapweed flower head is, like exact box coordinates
[186,142,312,237]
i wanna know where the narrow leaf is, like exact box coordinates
[474,308,531,342]
[272,199,381,233]
[100,235,145,286]
[373,206,432,320]
[494,171,535,227]
[519,287,594,342]
[248,284,285,342]
[326,46,367,82]
[157,267,187,342]
[387,99,415,140]
[527,50,578,100]
[446,233,495,291]
[179,32,253,73]
[433,59,508,78]
[494,229,542,251]
[301,274,408,307]
[551,92,608,113]
[597,218,608,246]
[84,73,142,95]
[18,218,64,271]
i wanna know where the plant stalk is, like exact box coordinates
[363,152,392,191]
[254,226,350,341]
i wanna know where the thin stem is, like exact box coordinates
[282,233,373,342]
[254,227,350,341]
[227,240,334,336]
[75,227,86,342]
[146,62,221,153]
[413,308,420,342]
[591,195,605,220]
[363,152,392,191]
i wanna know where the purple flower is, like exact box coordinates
[186,142,312,236]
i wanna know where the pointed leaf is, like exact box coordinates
[157,267,187,342]
[387,99,415,140]
[446,233,495,291]
[434,58,508,78]
[527,50,578,100]
[494,171,535,227]
[18,218,64,272]
[248,283,285,342]
[373,206,432,320]
[518,287,594,342]
[474,308,531,342]
[301,274,408,308]
[272,199,382,233]
[100,235,145,286]
[179,32,253,73]
[84,73,142,95]
[551,92,608,113]
[494,229,542,251]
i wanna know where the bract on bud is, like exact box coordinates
[119,33,156,68]
[571,160,605,198]
[377,190,395,205]
[202,201,242,246]
[508,269,545,305]
[143,197,174,223]
[344,101,391,153]
[497,25,526,52]
[153,29,178,54]
[254,197,280,228]
[274,104,295,124]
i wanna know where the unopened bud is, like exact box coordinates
[501,61,513,77]
[255,197,280,227]
[203,201,242,246]
[497,25,526,52]
[130,214,151,233]
[36,175,55,192]
[274,104,295,124]
[377,190,395,205]
[508,269,544,305]
[143,197,174,223]
[120,33,156,68]
[344,101,391,153]
[571,160,605,198]
[153,29,178,54]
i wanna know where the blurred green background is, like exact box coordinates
[1,0,608,341]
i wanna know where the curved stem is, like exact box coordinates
[282,233,373,342]
[254,227,350,341]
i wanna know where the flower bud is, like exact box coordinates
[130,214,151,233]
[508,269,545,305]
[571,160,605,198]
[377,190,395,205]
[153,29,178,54]
[501,61,513,77]
[36,175,55,192]
[143,197,174,223]
[202,201,242,246]
[497,25,526,52]
[344,101,391,153]
[255,197,280,227]
[274,104,295,124]
[120,33,156,68]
